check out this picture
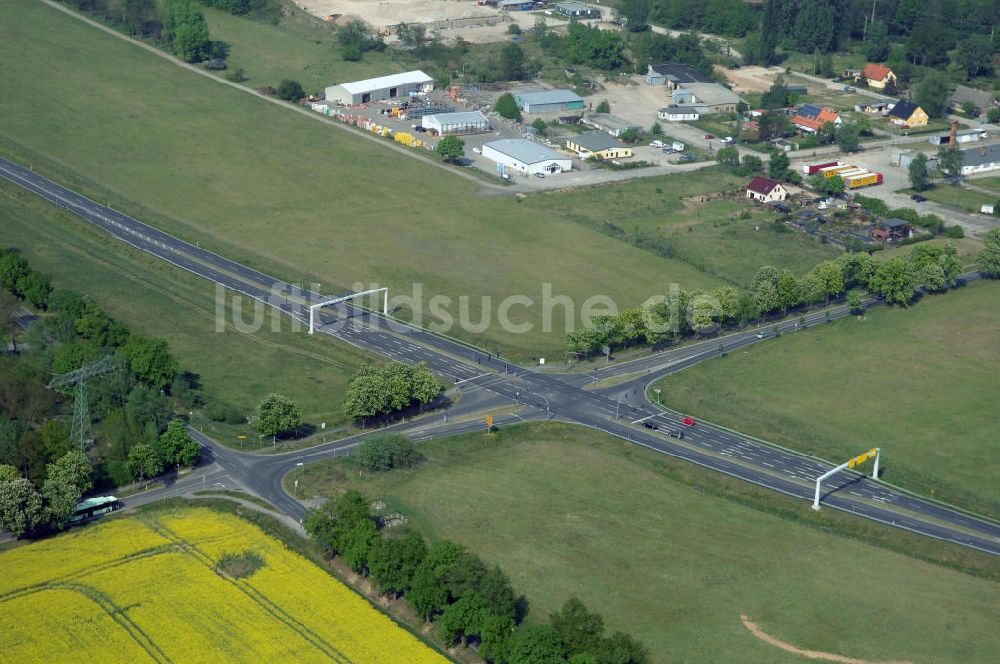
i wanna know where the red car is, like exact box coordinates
[704,134,716,140]
[682,417,697,426]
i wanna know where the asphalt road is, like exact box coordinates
[3,155,998,555]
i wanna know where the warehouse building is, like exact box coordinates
[565,132,632,160]
[481,139,572,176]
[421,111,491,135]
[645,63,710,89]
[515,89,585,114]
[581,113,642,137]
[960,144,1000,176]
[553,1,601,18]
[325,70,434,106]
[671,82,743,114]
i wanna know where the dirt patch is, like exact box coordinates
[739,614,913,664]
[721,65,786,95]
[216,550,266,579]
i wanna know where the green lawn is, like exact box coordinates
[0,0,724,360]
[877,237,983,268]
[203,7,403,93]
[655,280,1000,517]
[295,422,1000,664]
[524,170,841,285]
[0,181,372,438]
[968,176,1000,195]
[900,185,998,214]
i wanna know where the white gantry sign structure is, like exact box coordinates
[308,288,388,335]
[812,447,880,510]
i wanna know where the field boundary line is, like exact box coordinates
[0,582,171,663]
[146,519,352,663]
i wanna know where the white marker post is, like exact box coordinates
[812,447,880,510]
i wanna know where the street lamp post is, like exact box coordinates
[294,462,304,499]
[654,388,662,405]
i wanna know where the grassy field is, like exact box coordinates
[0,0,726,359]
[295,422,1000,664]
[968,176,1000,195]
[0,181,372,434]
[655,280,1000,517]
[203,7,402,92]
[0,506,445,662]
[877,237,983,267]
[900,184,998,214]
[524,169,841,285]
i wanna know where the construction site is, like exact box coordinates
[296,0,564,43]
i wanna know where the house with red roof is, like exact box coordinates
[746,176,788,203]
[791,104,842,133]
[856,64,897,91]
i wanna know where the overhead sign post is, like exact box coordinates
[812,447,880,510]
[485,415,494,431]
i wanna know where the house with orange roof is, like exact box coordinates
[791,104,842,133]
[856,64,897,91]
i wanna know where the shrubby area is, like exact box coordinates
[566,243,967,356]
[306,487,647,663]
[342,362,442,424]
[0,248,200,531]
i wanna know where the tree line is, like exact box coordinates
[1,247,200,491]
[566,242,971,356]
[342,362,442,424]
[306,485,647,663]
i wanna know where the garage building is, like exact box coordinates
[481,139,572,176]
[325,70,434,106]
[515,90,585,114]
[422,111,491,135]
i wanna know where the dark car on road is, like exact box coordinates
[669,430,684,439]
[910,194,927,202]
[643,421,658,430]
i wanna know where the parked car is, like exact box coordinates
[682,417,697,426]
[533,172,545,178]
[669,430,684,439]
[643,421,659,430]
[910,194,927,202]
[649,140,665,148]
[679,154,695,162]
[704,134,716,140]
[662,148,676,154]
[722,136,734,144]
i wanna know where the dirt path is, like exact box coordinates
[739,615,913,664]
[40,0,503,194]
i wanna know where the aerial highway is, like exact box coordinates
[3,155,998,555]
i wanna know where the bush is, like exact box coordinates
[276,79,305,101]
[943,225,965,238]
[207,402,244,424]
[357,434,421,471]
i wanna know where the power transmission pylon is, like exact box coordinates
[48,356,114,451]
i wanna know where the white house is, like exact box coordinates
[960,144,1000,176]
[658,106,700,121]
[746,176,788,203]
[481,139,572,176]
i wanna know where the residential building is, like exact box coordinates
[745,176,788,203]
[792,104,841,132]
[421,111,490,135]
[658,106,701,121]
[856,64,897,90]
[888,101,929,128]
[581,113,642,137]
[948,85,997,116]
[672,82,743,114]
[565,131,633,160]
[515,89,585,114]
[855,101,890,114]
[325,70,433,105]
[645,63,711,89]
[481,139,572,176]
[553,1,601,18]
[959,144,1000,175]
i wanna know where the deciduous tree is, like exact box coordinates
[0,477,44,538]
[870,257,916,305]
[436,135,465,163]
[126,443,163,483]
[908,153,930,191]
[978,227,1000,277]
[255,393,301,441]
[42,450,92,528]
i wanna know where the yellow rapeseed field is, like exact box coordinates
[0,507,447,663]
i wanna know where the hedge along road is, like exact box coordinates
[4,155,1000,556]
